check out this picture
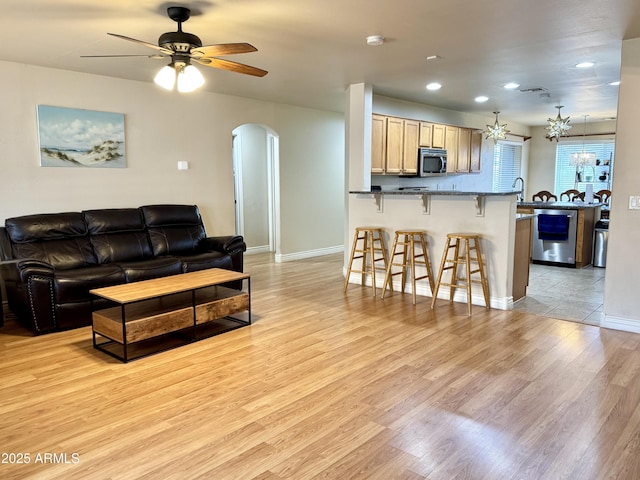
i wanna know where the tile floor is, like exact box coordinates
[513,263,605,325]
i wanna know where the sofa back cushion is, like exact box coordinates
[140,204,206,256]
[84,208,153,264]
[4,212,96,270]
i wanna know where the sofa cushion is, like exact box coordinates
[54,264,126,303]
[117,257,184,283]
[141,205,206,257]
[180,252,233,273]
[5,212,97,270]
[84,209,153,263]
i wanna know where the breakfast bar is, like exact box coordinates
[347,189,521,310]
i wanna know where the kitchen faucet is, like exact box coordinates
[512,177,524,202]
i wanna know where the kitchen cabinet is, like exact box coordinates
[372,115,419,175]
[445,126,459,173]
[371,114,387,174]
[372,113,480,176]
[419,122,433,147]
[402,119,420,174]
[432,124,445,148]
[457,128,471,172]
[419,122,445,148]
[513,215,533,301]
[385,116,404,174]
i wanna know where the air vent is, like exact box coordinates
[519,87,548,93]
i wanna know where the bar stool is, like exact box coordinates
[381,229,434,305]
[430,233,490,315]
[344,227,390,296]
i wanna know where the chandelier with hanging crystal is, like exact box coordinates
[545,105,572,141]
[484,111,510,144]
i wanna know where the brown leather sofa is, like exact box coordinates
[0,204,246,334]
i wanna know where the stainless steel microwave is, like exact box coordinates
[418,148,447,176]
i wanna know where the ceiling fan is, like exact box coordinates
[83,6,267,92]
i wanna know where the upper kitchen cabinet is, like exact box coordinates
[419,122,445,149]
[402,119,420,174]
[454,128,483,173]
[445,126,459,173]
[372,115,419,175]
[371,114,387,174]
[372,114,482,176]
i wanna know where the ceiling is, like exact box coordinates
[3,0,640,126]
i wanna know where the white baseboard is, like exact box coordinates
[275,245,344,263]
[601,314,640,334]
[344,271,511,310]
[245,245,271,255]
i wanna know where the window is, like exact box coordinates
[492,141,523,192]
[554,141,615,194]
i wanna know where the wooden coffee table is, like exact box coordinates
[90,268,250,362]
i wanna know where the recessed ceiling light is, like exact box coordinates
[366,35,385,46]
[609,81,620,86]
[475,96,489,103]
[503,82,520,90]
[426,82,442,91]
[426,55,441,61]
[576,61,595,68]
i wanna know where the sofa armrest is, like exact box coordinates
[0,259,57,334]
[203,235,246,254]
[1,259,55,283]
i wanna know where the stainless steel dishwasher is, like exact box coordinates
[532,209,578,266]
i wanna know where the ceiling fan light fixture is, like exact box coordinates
[154,64,176,90]
[177,64,205,93]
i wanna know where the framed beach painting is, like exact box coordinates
[37,105,126,168]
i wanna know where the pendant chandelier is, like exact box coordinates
[570,114,597,170]
[545,105,572,141]
[484,111,510,144]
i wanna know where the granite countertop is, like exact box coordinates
[350,189,518,196]
[517,201,603,209]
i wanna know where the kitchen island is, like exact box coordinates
[347,189,522,310]
[517,201,602,268]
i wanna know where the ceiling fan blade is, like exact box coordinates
[194,57,268,77]
[81,54,166,59]
[191,43,258,57]
[107,33,173,55]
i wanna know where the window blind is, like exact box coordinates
[554,140,615,194]
[492,141,523,192]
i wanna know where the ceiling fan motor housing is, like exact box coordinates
[158,31,202,52]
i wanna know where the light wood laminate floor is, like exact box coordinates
[1,253,639,479]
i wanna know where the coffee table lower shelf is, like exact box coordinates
[92,284,250,362]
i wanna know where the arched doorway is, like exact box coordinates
[232,124,280,256]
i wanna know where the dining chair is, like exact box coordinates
[595,189,612,205]
[560,189,580,202]
[532,190,558,202]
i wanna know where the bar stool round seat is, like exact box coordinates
[430,232,490,315]
[381,229,434,305]
[344,227,390,296]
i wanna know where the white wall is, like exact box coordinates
[0,60,345,258]
[603,37,640,332]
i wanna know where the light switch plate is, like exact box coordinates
[629,195,640,210]
[177,161,189,170]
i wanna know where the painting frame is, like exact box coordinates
[37,105,126,168]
